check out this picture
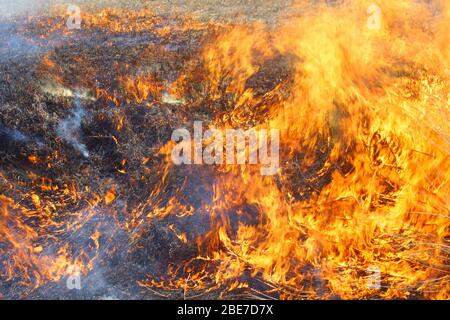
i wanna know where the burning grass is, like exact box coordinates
[0,1,449,299]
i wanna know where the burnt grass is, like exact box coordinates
[0,13,332,299]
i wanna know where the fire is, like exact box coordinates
[28,154,39,165]
[142,0,450,299]
[0,1,448,299]
[120,74,164,105]
[104,186,116,205]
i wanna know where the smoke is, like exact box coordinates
[0,30,42,62]
[0,0,126,18]
[0,0,46,18]
[0,125,29,142]
[57,96,90,158]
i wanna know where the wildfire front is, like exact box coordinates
[0,0,448,300]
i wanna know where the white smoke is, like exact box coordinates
[0,0,46,18]
[57,97,90,158]
[0,0,119,18]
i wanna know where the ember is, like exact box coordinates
[0,0,448,300]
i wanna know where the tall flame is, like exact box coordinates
[0,0,448,299]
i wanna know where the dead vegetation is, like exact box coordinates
[1,2,448,300]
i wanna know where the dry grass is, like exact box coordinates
[1,0,303,24]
